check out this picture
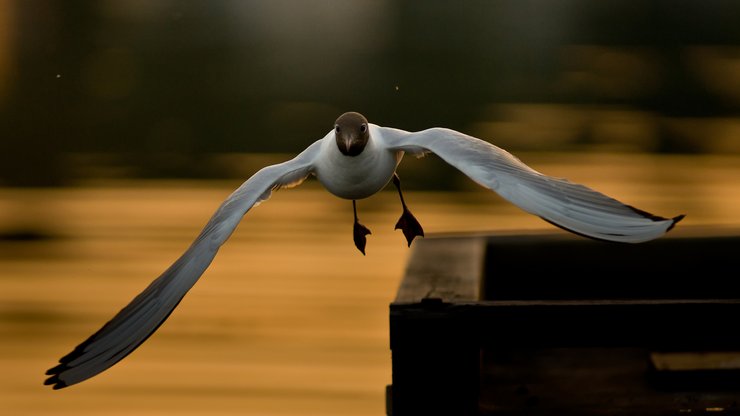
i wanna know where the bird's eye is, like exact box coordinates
[360,124,367,133]
[335,125,341,133]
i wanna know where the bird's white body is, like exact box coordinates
[45,113,683,389]
[314,126,403,199]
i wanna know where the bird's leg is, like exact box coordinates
[393,173,424,246]
[352,200,372,255]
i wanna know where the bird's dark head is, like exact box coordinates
[334,112,369,157]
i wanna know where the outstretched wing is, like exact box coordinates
[379,126,683,242]
[45,140,323,389]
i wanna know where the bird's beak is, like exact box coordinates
[343,135,355,153]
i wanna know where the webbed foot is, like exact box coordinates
[395,207,424,247]
[352,200,371,255]
[392,173,424,247]
[353,220,372,255]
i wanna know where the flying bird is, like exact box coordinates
[45,111,684,389]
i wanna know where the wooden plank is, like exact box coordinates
[483,233,740,301]
[650,351,740,371]
[394,235,485,304]
[389,235,485,415]
[389,301,480,416]
[475,298,740,349]
[480,347,740,416]
[389,230,740,415]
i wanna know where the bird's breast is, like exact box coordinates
[315,140,402,200]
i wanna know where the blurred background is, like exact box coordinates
[2,0,740,186]
[1,1,739,415]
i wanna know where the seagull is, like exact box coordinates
[45,111,684,389]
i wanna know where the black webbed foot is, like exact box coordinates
[392,173,424,247]
[395,207,424,247]
[353,220,372,255]
[352,200,371,255]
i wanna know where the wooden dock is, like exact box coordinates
[388,229,740,415]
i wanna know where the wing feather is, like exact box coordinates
[44,140,322,389]
[380,126,683,242]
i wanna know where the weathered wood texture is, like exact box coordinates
[389,236,486,416]
[394,235,485,304]
[388,230,740,415]
[480,347,740,416]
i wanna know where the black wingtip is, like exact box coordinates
[667,214,686,232]
[624,205,686,234]
[51,380,68,390]
[45,363,65,376]
[44,363,64,386]
[43,372,68,390]
[625,204,673,222]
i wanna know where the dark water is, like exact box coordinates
[1,153,738,415]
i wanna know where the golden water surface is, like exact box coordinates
[1,154,739,415]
